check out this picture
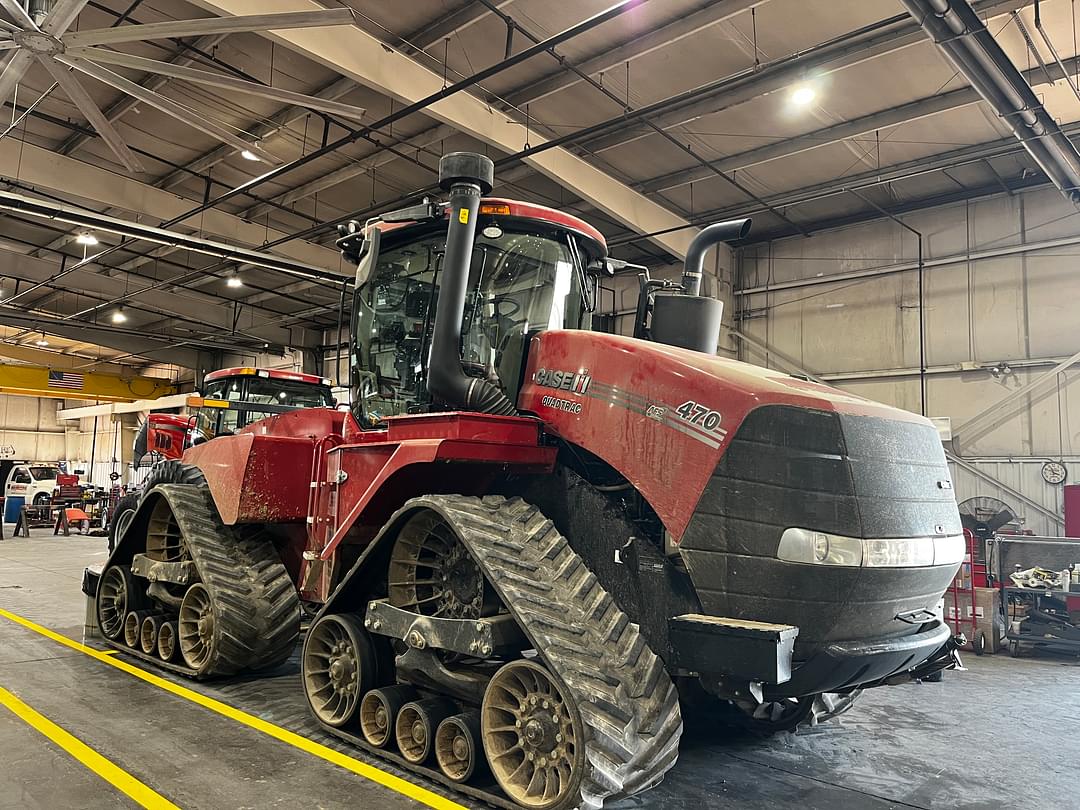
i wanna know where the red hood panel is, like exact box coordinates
[518,331,933,539]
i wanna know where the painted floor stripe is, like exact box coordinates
[0,684,180,810]
[0,607,465,810]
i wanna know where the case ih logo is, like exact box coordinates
[533,367,592,395]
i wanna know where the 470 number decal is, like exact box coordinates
[676,400,724,432]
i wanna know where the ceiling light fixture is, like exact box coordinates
[111,307,127,324]
[240,148,261,162]
[35,332,49,347]
[75,232,99,246]
[227,275,243,288]
[791,86,816,106]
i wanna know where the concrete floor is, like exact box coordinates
[1,528,1076,810]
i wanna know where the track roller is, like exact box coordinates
[124,610,154,648]
[158,620,179,662]
[140,614,166,655]
[395,698,457,765]
[435,712,485,784]
[360,685,416,748]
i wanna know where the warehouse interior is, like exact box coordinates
[1,0,1079,808]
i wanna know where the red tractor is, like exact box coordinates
[108,367,334,549]
[98,154,964,810]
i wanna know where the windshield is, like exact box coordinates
[353,225,587,420]
[244,378,334,408]
[29,466,58,480]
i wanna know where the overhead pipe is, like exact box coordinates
[0,189,343,284]
[901,0,1080,203]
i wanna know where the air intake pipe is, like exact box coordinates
[426,153,517,416]
[647,217,751,354]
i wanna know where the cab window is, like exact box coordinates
[11,467,30,485]
[353,226,587,422]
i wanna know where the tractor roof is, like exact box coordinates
[204,367,332,386]
[372,197,607,258]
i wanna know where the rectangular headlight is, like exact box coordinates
[778,528,964,568]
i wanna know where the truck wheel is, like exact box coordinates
[973,631,987,656]
[33,492,50,506]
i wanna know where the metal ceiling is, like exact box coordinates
[1,0,1078,372]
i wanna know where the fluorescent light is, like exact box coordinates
[35,338,49,347]
[791,86,816,106]
[75,232,99,246]
[227,275,243,288]
[111,308,127,324]
[240,149,260,162]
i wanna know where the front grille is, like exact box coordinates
[678,405,961,654]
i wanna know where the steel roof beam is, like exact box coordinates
[184,0,698,258]
[574,0,1029,156]
[506,0,766,107]
[638,54,1080,195]
[0,138,342,272]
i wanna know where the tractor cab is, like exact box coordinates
[345,198,609,425]
[134,367,334,466]
[192,367,335,439]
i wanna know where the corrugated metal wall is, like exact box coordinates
[739,186,1079,535]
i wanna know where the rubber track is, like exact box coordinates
[416,494,683,810]
[106,482,300,678]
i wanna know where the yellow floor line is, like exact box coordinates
[0,607,464,810]
[0,684,180,810]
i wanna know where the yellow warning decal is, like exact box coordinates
[458,207,469,224]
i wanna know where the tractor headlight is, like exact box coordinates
[778,528,964,568]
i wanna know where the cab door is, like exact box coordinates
[5,466,31,499]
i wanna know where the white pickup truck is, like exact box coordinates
[4,464,60,506]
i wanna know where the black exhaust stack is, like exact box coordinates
[648,218,752,354]
[427,152,517,416]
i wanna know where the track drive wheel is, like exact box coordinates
[96,566,138,641]
[482,659,583,810]
[303,613,381,727]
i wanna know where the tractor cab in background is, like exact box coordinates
[134,367,335,466]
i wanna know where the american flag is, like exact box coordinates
[48,370,84,390]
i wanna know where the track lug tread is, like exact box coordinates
[103,461,299,678]
[399,493,683,810]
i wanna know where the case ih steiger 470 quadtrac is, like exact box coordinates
[98,153,965,810]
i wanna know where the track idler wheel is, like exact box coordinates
[178,584,216,671]
[124,610,154,648]
[395,698,457,765]
[97,566,139,641]
[303,613,381,727]
[482,659,583,810]
[157,620,179,662]
[360,685,416,748]
[436,712,486,784]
